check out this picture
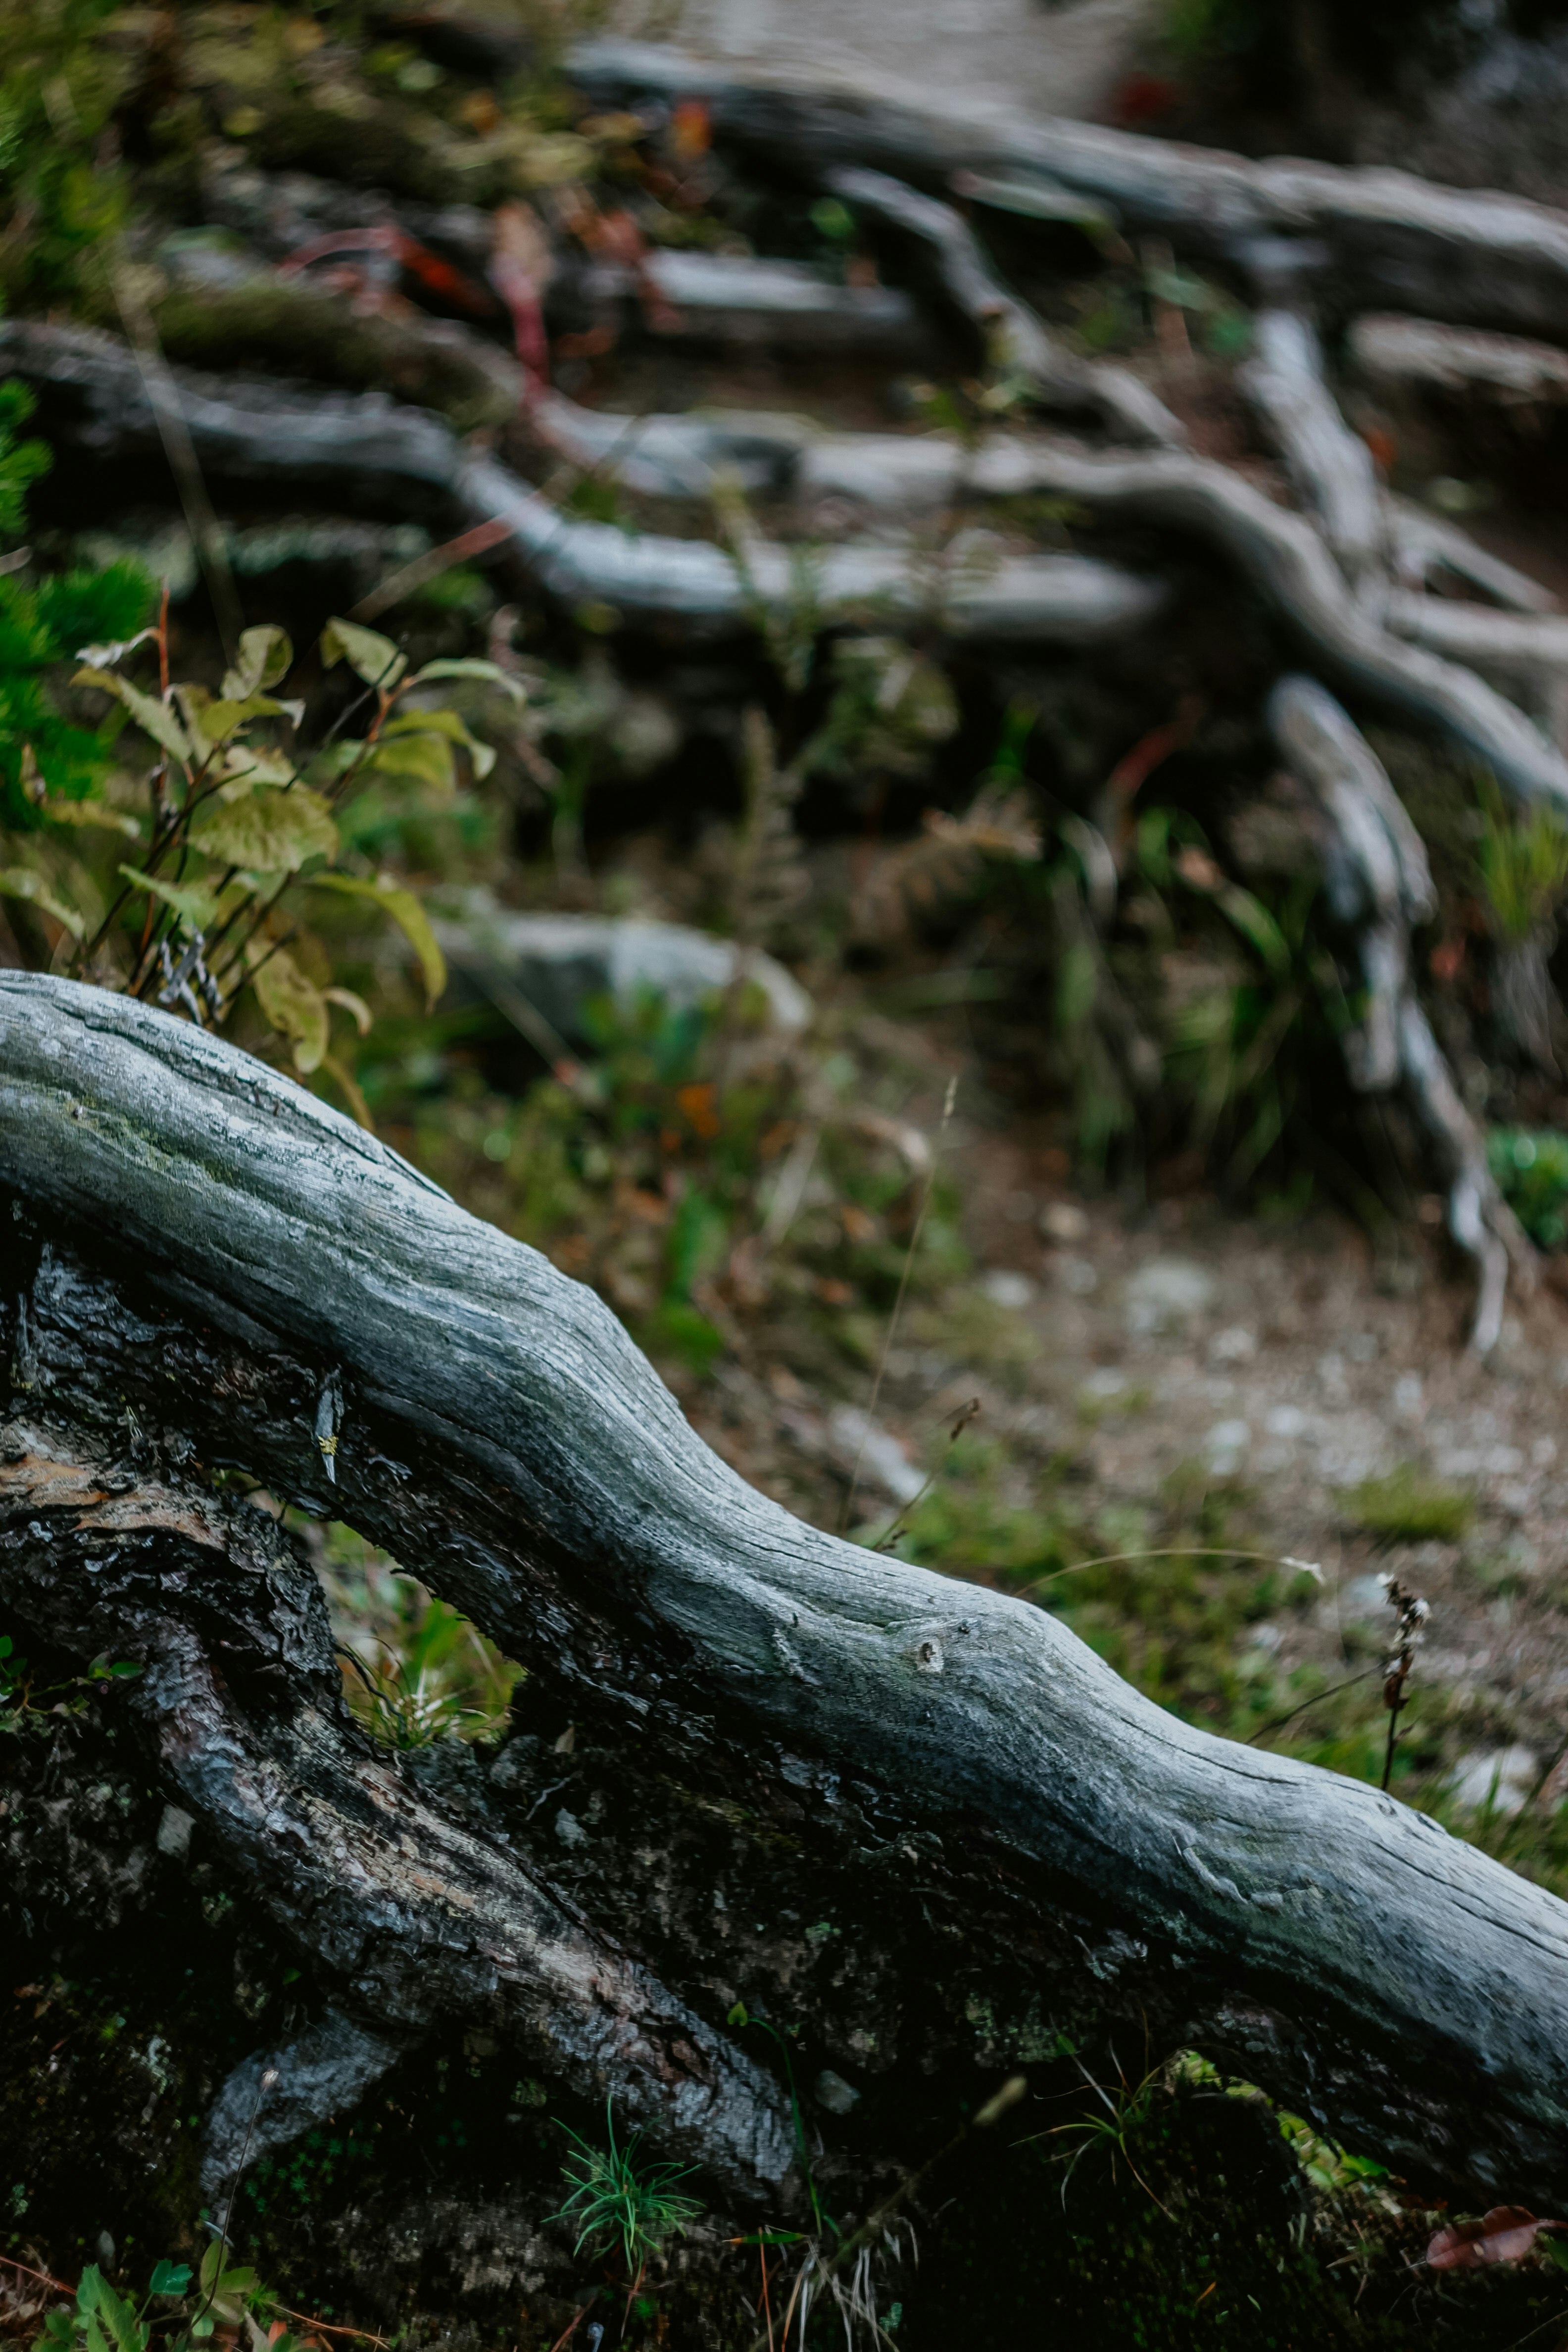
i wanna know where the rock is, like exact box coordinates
[1039,1200,1089,1244]
[1124,1257,1216,1334]
[814,2068,860,2114]
[828,1405,925,1506]
[1265,1404,1308,1438]
[978,1269,1035,1310]
[1447,1746,1538,1817]
[1210,1326,1257,1364]
[1206,1419,1250,1474]
[155,1803,194,1859]
[437,905,812,1052]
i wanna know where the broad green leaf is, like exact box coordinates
[380,703,495,781]
[0,865,84,936]
[219,743,297,792]
[324,983,372,1034]
[183,690,300,748]
[309,872,446,1009]
[72,669,190,765]
[147,2262,191,2299]
[190,785,338,873]
[94,2276,150,2352]
[320,617,407,689]
[251,946,330,1073]
[360,729,454,792]
[409,656,527,705]
[75,626,159,668]
[222,623,293,699]
[39,797,141,839]
[1217,882,1291,980]
[118,865,219,931]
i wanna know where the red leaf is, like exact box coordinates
[1427,2208,1566,2269]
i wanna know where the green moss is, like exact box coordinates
[1341,1466,1473,1544]
[145,286,516,434]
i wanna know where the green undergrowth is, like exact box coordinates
[309,1520,523,1747]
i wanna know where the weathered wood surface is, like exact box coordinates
[1267,675,1529,1353]
[4,972,1568,2204]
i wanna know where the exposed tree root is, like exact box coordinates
[3,972,1568,2202]
[0,1434,796,2204]
[1268,675,1533,1353]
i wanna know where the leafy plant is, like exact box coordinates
[1488,1126,1568,1248]
[0,1630,141,1731]
[35,2248,314,2352]
[1476,785,1568,945]
[0,573,522,1113]
[551,2099,701,2278]
[0,0,129,307]
[1030,2053,1172,2216]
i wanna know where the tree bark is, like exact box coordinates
[4,971,1568,2220]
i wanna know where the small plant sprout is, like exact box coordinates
[1032,2052,1174,2219]
[552,2099,701,2282]
[1380,1575,1430,1794]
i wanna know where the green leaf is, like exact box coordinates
[37,796,141,839]
[0,864,84,936]
[72,669,190,765]
[360,729,455,793]
[117,865,220,932]
[1216,882,1291,981]
[251,946,330,1073]
[409,656,528,704]
[184,691,298,748]
[147,2262,191,2299]
[380,703,495,781]
[320,617,407,689]
[309,872,446,1009]
[92,2275,150,2352]
[222,623,293,699]
[190,785,338,873]
[74,626,159,669]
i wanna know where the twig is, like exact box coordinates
[1380,1577,1429,1793]
[1016,1545,1323,1596]
[839,1075,957,1533]
[1246,1667,1382,1747]
[269,2304,391,2347]
[106,256,244,661]
[871,1397,980,1552]
[348,515,515,624]
[0,2252,73,2296]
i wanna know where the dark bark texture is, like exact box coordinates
[3,969,1568,2284]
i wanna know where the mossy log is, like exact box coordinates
[4,971,1568,2230]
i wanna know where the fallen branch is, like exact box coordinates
[3,972,1568,2202]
